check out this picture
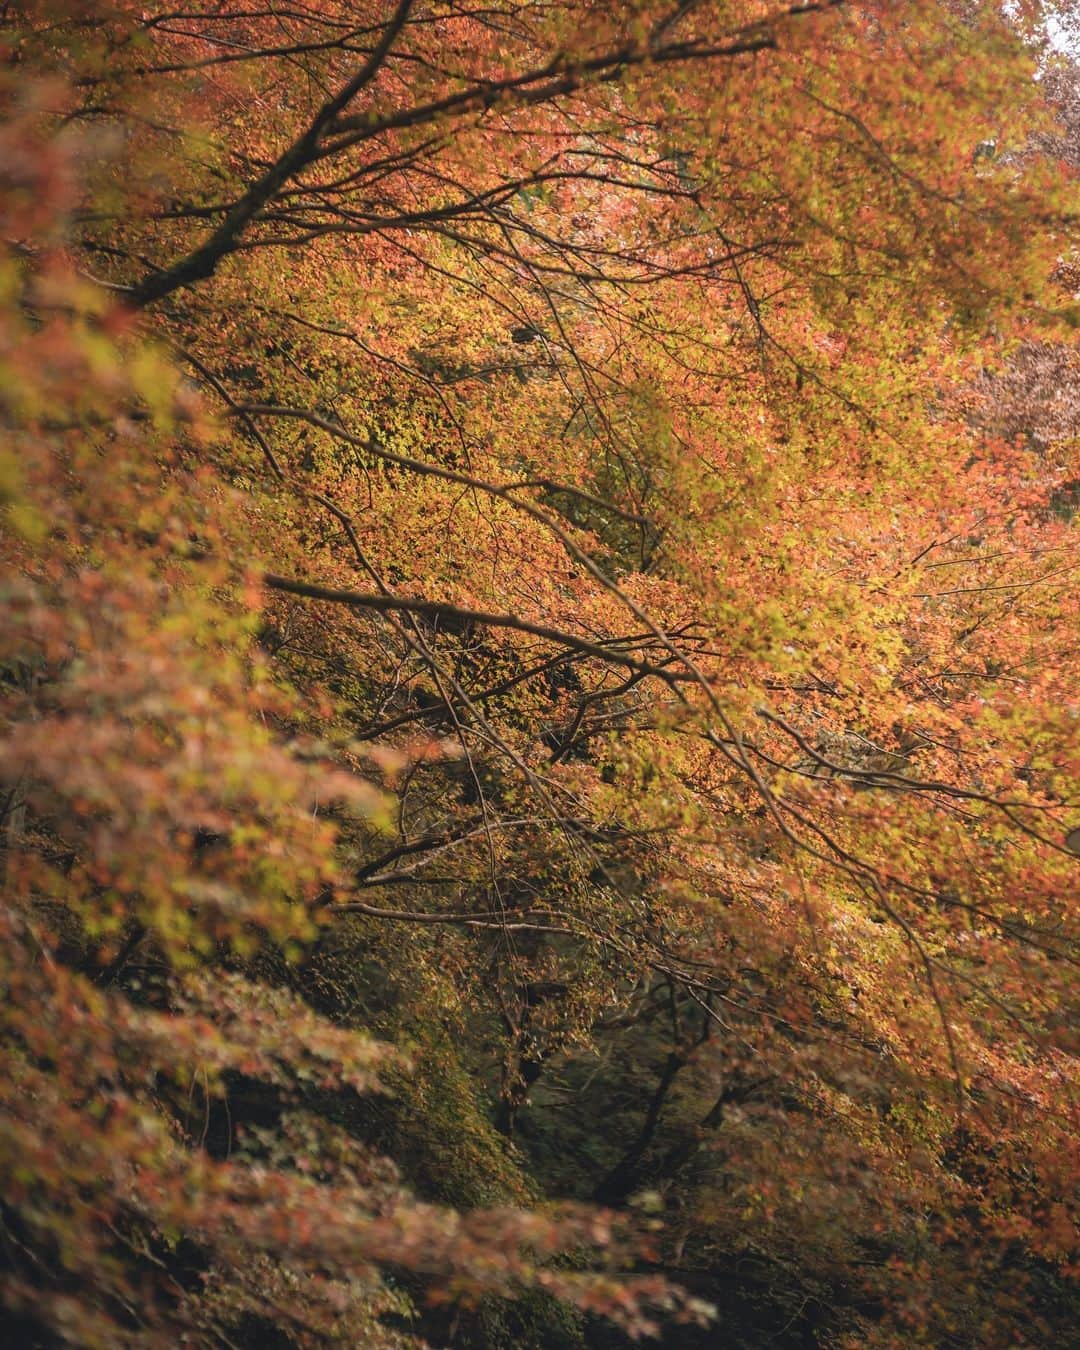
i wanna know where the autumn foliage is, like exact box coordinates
[1,2,1078,1346]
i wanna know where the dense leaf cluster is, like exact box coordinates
[1,3,1077,1346]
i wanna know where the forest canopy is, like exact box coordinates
[1,2,1078,1346]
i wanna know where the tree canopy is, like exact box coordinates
[1,2,1078,1345]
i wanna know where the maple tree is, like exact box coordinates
[1,1,1078,1346]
